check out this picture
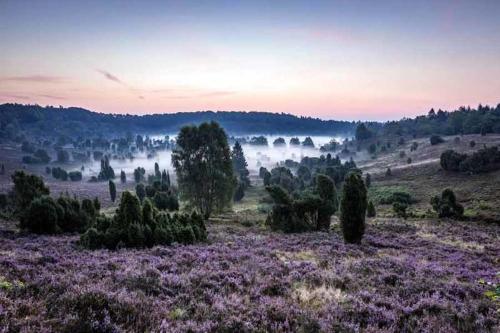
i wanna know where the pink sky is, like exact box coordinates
[1,1,499,120]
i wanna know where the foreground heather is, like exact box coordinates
[0,218,498,332]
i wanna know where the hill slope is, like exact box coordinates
[0,104,357,138]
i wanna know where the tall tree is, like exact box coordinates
[109,180,116,203]
[340,172,367,243]
[172,122,236,219]
[232,141,250,188]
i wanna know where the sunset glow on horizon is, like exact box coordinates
[1,0,499,121]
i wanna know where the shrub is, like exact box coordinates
[399,151,406,158]
[34,149,51,163]
[52,167,68,181]
[371,186,413,205]
[441,147,500,173]
[134,167,146,183]
[302,137,315,147]
[20,196,60,234]
[367,201,376,217]
[11,171,50,211]
[392,201,408,219]
[407,157,412,164]
[68,171,82,181]
[430,135,444,145]
[385,168,392,177]
[268,167,298,193]
[56,195,91,233]
[266,174,337,233]
[430,189,464,219]
[80,227,103,249]
[81,191,205,249]
[315,174,337,230]
[469,140,476,148]
[340,173,367,243]
[81,198,96,218]
[273,137,286,146]
[98,156,115,180]
[440,150,467,171]
[249,136,268,146]
[120,170,126,183]
[136,183,146,202]
[153,191,179,211]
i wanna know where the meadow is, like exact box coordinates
[0,132,499,332]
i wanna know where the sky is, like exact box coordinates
[0,0,499,121]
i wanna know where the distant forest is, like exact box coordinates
[0,104,357,139]
[0,103,499,141]
[382,104,500,137]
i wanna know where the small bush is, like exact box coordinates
[52,167,68,181]
[392,201,408,219]
[430,135,445,145]
[68,171,82,181]
[430,189,464,219]
[367,201,376,217]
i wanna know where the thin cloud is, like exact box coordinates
[0,93,31,100]
[96,69,126,85]
[198,91,236,98]
[0,75,66,83]
[149,87,236,99]
[37,94,66,100]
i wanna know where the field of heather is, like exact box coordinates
[1,216,498,332]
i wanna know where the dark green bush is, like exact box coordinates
[20,196,60,234]
[440,146,500,173]
[430,189,464,219]
[392,201,408,219]
[430,135,445,145]
[440,150,467,171]
[153,191,179,211]
[367,201,376,217]
[68,171,82,181]
[340,172,367,243]
[81,191,205,249]
[52,167,68,181]
[266,174,337,233]
[12,171,50,210]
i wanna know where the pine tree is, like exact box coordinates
[120,170,126,183]
[367,201,376,217]
[135,183,146,203]
[109,180,116,202]
[340,173,367,243]
[232,141,250,187]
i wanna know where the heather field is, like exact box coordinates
[0,215,498,332]
[1,134,500,332]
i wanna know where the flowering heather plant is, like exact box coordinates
[0,218,498,332]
